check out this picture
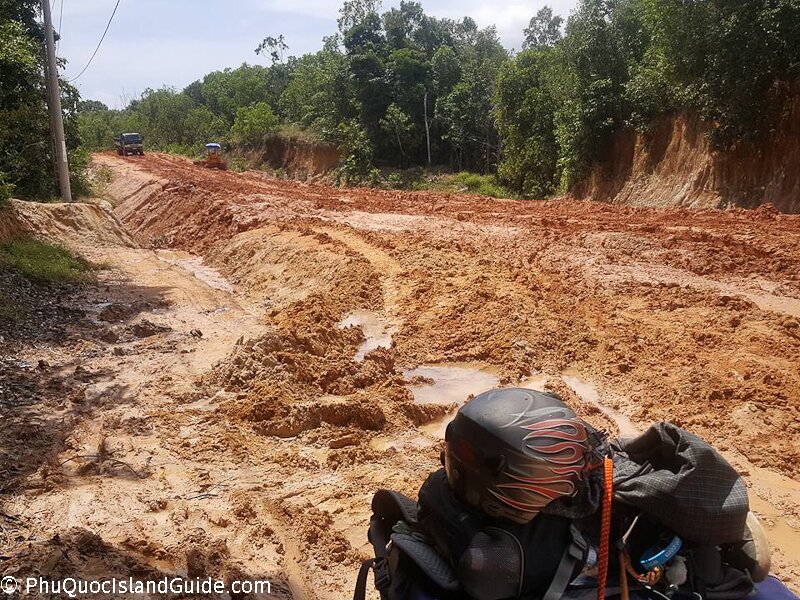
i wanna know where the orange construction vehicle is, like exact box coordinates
[193,143,228,170]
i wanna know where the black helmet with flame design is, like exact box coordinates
[444,387,599,524]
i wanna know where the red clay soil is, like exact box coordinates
[92,151,800,590]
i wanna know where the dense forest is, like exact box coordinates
[3,0,800,199]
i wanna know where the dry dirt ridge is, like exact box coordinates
[0,152,798,599]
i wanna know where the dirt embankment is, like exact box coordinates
[233,134,341,179]
[0,200,135,248]
[573,94,800,213]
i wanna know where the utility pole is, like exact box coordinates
[41,0,72,202]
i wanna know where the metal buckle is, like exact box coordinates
[373,557,391,591]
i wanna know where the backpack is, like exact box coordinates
[353,470,590,600]
[355,421,766,600]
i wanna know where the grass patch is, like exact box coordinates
[381,168,518,199]
[228,157,249,173]
[0,240,92,283]
[440,172,516,198]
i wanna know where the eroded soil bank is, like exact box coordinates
[572,95,800,213]
[2,152,799,597]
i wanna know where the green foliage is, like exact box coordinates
[0,240,91,283]
[495,50,558,198]
[0,171,14,206]
[68,147,93,198]
[228,157,249,173]
[161,143,201,158]
[0,17,53,199]
[280,49,353,136]
[451,171,513,198]
[383,167,424,190]
[77,99,109,113]
[523,7,563,50]
[255,35,289,65]
[200,64,285,123]
[333,120,380,186]
[72,0,800,195]
[380,103,415,166]
[231,102,279,144]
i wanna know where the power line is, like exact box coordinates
[66,0,122,82]
[55,0,64,52]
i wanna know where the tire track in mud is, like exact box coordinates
[312,226,408,326]
[257,506,313,600]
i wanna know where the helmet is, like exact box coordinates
[444,388,596,524]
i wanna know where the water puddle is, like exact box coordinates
[338,310,393,361]
[157,250,235,293]
[743,466,800,562]
[404,364,499,405]
[562,370,641,438]
[407,365,642,441]
[405,364,500,438]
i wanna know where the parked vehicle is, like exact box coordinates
[114,133,144,156]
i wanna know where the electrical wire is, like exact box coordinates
[66,0,122,82]
[55,0,64,52]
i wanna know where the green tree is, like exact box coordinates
[523,6,563,50]
[279,48,354,136]
[495,49,558,198]
[0,16,55,198]
[184,105,230,145]
[195,64,280,123]
[380,103,415,165]
[231,102,279,144]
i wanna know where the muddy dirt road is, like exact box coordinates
[2,151,800,597]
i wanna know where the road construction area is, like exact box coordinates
[1,152,799,597]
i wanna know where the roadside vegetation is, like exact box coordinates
[2,0,798,201]
[0,240,92,283]
[0,4,91,201]
[382,169,517,198]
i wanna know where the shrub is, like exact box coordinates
[231,102,279,144]
[0,172,14,207]
[450,172,513,198]
[228,157,249,173]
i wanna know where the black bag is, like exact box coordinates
[353,488,462,600]
[612,423,749,546]
[354,470,590,600]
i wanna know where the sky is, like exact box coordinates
[55,0,579,109]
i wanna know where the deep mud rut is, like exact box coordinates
[2,152,800,597]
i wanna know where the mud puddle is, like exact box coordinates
[338,310,393,361]
[562,370,641,438]
[157,250,235,293]
[404,364,499,405]
[418,372,553,438]
[404,363,499,438]
[406,367,547,439]
[409,366,642,441]
[744,466,800,566]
